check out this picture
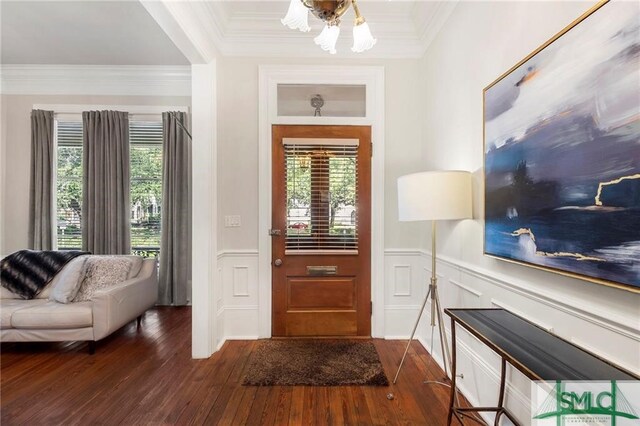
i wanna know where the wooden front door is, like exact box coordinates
[272,125,371,337]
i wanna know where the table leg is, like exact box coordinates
[447,318,457,426]
[494,357,507,426]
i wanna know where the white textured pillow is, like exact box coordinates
[126,256,144,279]
[37,271,64,299]
[74,256,132,302]
[49,255,89,303]
[84,255,143,278]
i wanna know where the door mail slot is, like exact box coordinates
[306,266,338,276]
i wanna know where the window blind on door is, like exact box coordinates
[284,142,358,254]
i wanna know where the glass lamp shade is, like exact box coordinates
[281,0,311,32]
[314,24,340,54]
[351,22,377,53]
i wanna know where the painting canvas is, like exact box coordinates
[484,1,640,292]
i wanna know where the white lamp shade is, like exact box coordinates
[398,171,472,221]
[314,24,340,54]
[281,0,311,32]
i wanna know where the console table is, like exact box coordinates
[444,308,639,425]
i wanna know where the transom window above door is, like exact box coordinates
[277,84,366,117]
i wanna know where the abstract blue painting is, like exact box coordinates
[484,1,640,292]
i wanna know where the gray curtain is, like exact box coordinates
[82,111,130,254]
[29,110,54,250]
[158,112,191,305]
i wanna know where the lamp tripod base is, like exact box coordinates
[392,261,461,408]
[422,318,451,387]
[392,221,467,414]
[392,282,451,385]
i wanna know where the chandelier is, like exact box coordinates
[281,0,377,55]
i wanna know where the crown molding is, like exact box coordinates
[0,65,191,96]
[414,0,459,56]
[140,1,456,59]
[181,1,452,59]
[216,38,425,59]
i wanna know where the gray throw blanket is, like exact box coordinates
[0,250,89,299]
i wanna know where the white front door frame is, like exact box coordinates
[257,65,385,338]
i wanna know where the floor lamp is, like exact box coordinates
[393,170,472,386]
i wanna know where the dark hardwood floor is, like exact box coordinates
[1,307,473,425]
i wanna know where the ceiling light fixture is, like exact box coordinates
[281,0,377,55]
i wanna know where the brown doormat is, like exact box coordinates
[242,340,389,386]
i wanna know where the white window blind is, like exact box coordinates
[55,119,164,257]
[284,143,358,254]
[56,121,83,249]
[130,121,163,258]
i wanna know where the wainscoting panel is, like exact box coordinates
[384,251,428,338]
[491,298,554,333]
[384,251,426,305]
[219,251,259,307]
[418,331,532,424]
[224,306,260,339]
[217,251,260,341]
[410,249,640,424]
[215,248,638,425]
[450,279,483,308]
[232,266,250,297]
[383,305,422,338]
[215,265,225,350]
[393,265,412,296]
[216,308,225,351]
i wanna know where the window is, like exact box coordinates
[54,119,164,258]
[284,142,358,253]
[56,121,83,250]
[129,122,163,258]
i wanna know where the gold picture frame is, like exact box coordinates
[483,0,640,293]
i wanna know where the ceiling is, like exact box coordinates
[0,1,456,64]
[0,1,189,65]
[202,0,457,58]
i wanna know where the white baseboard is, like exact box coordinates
[225,336,260,340]
[216,338,226,352]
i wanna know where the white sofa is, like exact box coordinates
[1,257,157,353]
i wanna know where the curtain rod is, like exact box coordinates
[32,104,190,115]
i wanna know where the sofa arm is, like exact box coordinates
[92,262,158,341]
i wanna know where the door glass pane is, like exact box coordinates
[284,142,358,254]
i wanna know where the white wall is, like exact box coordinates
[215,57,427,341]
[217,57,425,250]
[0,96,6,256]
[0,94,190,256]
[417,2,640,424]
[191,62,218,358]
